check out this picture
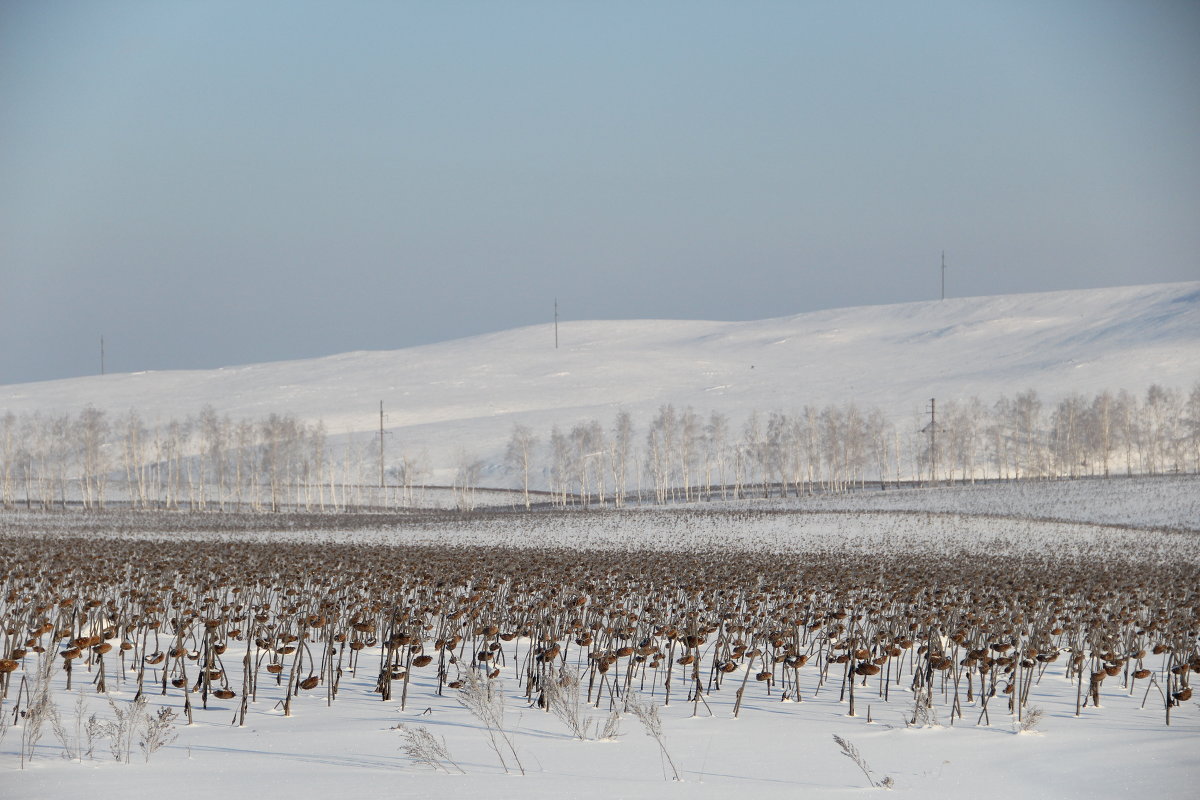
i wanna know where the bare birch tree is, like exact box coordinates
[506,423,537,509]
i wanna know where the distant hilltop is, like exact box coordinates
[1,281,1196,487]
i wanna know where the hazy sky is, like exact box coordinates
[2,0,1197,384]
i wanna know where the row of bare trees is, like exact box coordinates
[931,384,1199,483]
[514,383,1200,506]
[1,383,1197,511]
[0,406,403,512]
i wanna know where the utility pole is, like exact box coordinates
[377,401,391,489]
[100,336,105,375]
[940,251,946,301]
[554,298,559,349]
[921,398,940,485]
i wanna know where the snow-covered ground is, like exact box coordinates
[6,504,1195,559]
[2,285,1198,797]
[1,281,1196,482]
[3,477,1198,799]
[5,643,1193,800]
[707,474,1200,532]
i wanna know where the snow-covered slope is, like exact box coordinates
[2,282,1197,477]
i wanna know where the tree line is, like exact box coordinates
[0,407,380,512]
[2,382,1198,512]
[509,383,1200,509]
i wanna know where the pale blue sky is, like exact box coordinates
[2,0,1197,383]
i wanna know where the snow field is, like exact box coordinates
[2,498,1198,798]
[737,474,1200,533]
[5,645,1194,799]
[2,281,1196,488]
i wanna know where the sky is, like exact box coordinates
[1,0,1197,384]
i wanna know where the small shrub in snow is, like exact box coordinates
[92,696,149,763]
[541,664,621,741]
[833,734,893,789]
[906,693,940,729]
[1015,705,1044,734]
[140,705,180,762]
[456,668,524,775]
[396,724,464,774]
[627,693,681,782]
[18,653,56,768]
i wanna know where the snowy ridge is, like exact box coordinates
[2,282,1197,478]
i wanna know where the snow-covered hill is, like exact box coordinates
[3,282,1197,480]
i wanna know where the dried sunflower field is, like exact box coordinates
[2,488,1197,799]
